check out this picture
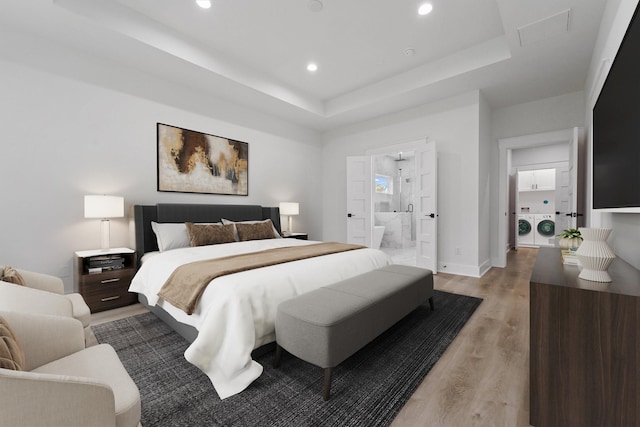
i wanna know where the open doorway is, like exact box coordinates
[372,151,417,265]
[347,137,437,270]
[497,127,584,267]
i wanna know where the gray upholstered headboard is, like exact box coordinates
[133,203,281,263]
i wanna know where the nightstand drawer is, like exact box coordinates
[79,268,134,287]
[81,277,138,312]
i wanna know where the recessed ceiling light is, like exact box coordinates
[308,0,323,12]
[196,0,212,9]
[307,63,318,72]
[404,47,416,56]
[418,3,433,16]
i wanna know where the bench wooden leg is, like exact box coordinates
[273,343,282,368]
[323,367,333,401]
[429,296,435,311]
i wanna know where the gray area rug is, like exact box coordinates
[93,290,482,427]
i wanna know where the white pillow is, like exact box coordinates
[151,222,190,252]
[220,218,282,240]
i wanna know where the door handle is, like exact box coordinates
[427,213,435,218]
[347,213,354,218]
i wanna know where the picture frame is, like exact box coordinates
[157,123,248,196]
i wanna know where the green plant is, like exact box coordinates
[556,228,582,239]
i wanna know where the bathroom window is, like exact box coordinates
[375,174,393,194]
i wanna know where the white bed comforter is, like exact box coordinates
[129,239,391,399]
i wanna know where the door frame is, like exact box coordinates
[497,128,580,267]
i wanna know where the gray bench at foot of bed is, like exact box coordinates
[273,264,434,400]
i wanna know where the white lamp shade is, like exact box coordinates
[84,195,124,219]
[279,202,299,216]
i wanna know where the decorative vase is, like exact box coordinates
[575,228,615,282]
[559,237,582,250]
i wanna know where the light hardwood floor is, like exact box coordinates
[392,247,536,427]
[90,247,537,426]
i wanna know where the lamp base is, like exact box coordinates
[100,219,111,250]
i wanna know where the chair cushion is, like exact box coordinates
[0,281,73,319]
[0,315,25,371]
[33,344,141,427]
[1,266,25,286]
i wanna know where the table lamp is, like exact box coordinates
[279,202,299,234]
[84,195,124,250]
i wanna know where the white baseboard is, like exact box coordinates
[437,261,489,278]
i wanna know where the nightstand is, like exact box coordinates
[283,232,308,240]
[74,248,138,313]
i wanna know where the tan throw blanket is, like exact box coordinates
[157,242,366,315]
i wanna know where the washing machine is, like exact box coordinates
[534,214,555,246]
[517,214,535,246]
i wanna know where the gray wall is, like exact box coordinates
[0,53,322,292]
[489,91,586,264]
[322,91,489,277]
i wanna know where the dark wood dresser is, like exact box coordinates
[530,247,640,427]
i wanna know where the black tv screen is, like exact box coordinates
[593,2,640,210]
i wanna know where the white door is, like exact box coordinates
[415,141,437,271]
[346,156,371,246]
[512,172,520,248]
[555,165,571,233]
[567,127,580,228]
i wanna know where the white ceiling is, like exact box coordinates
[0,0,607,131]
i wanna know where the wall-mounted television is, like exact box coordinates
[592,2,640,211]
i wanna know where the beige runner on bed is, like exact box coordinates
[157,242,366,314]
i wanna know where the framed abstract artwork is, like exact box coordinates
[157,123,249,196]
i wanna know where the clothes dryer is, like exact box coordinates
[518,214,535,246]
[534,214,555,246]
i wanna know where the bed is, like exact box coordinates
[130,203,392,399]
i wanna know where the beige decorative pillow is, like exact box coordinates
[236,221,277,241]
[0,315,25,371]
[1,266,26,286]
[221,218,281,240]
[185,223,236,247]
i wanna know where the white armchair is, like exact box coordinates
[0,310,141,427]
[0,266,91,338]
